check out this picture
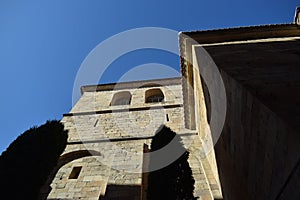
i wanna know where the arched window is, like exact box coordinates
[145,89,164,103]
[110,91,132,106]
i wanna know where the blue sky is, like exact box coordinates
[0,0,298,153]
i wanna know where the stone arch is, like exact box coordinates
[59,150,101,165]
[110,91,132,106]
[145,88,165,103]
[39,150,103,200]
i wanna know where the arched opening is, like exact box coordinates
[110,91,132,106]
[145,89,164,103]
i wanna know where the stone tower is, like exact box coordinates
[40,77,222,200]
[41,11,300,199]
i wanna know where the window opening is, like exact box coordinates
[94,119,99,127]
[166,114,169,122]
[111,91,132,106]
[145,89,164,103]
[69,166,82,179]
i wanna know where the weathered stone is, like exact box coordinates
[41,78,218,199]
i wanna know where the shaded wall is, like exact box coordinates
[214,71,300,200]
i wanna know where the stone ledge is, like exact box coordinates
[63,104,183,117]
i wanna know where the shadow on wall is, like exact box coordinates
[100,184,141,200]
[39,150,101,200]
[46,184,141,200]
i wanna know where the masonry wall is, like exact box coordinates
[42,81,205,200]
[192,57,223,199]
[214,71,300,200]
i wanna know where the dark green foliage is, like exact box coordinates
[0,120,68,200]
[147,125,197,200]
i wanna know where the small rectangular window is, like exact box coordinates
[69,166,82,179]
[94,119,99,127]
[166,114,169,122]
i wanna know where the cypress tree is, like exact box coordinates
[147,125,197,200]
[0,120,68,200]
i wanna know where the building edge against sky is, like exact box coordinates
[179,7,300,200]
[40,77,222,199]
[39,8,300,200]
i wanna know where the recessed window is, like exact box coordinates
[94,119,99,127]
[69,166,82,179]
[145,89,164,103]
[166,114,169,122]
[110,91,132,106]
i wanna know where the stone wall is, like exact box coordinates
[42,79,207,199]
[47,156,109,199]
[215,71,300,200]
[180,23,300,200]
